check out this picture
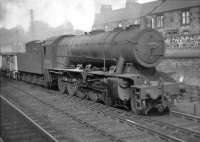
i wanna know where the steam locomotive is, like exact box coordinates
[16,27,183,114]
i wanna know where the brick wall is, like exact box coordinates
[157,57,200,96]
[157,58,200,86]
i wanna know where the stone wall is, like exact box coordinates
[157,7,200,35]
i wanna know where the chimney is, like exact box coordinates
[100,4,112,13]
[30,9,35,39]
[126,0,138,8]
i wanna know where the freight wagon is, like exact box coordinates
[0,53,17,79]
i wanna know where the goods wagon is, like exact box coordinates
[0,54,18,78]
[16,27,184,115]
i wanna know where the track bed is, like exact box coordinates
[0,96,59,142]
[1,79,200,142]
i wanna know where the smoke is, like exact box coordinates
[0,0,95,31]
[0,0,154,31]
[0,2,6,21]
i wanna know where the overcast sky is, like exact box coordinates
[0,0,156,31]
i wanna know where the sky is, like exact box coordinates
[0,0,156,31]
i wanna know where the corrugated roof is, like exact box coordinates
[153,0,200,14]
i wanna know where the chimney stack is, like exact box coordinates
[30,9,35,39]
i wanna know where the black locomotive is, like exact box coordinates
[16,27,183,114]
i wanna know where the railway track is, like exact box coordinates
[2,79,200,142]
[0,96,59,142]
[1,80,165,142]
[62,95,200,142]
[171,110,200,123]
[70,95,200,142]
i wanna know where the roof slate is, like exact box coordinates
[94,6,141,25]
[140,0,162,16]
[93,0,200,26]
[94,1,162,25]
[152,0,200,14]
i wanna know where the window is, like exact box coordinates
[147,19,152,28]
[170,16,174,23]
[104,25,108,30]
[181,10,190,25]
[156,15,164,28]
[151,18,155,28]
[118,23,122,28]
[44,46,46,56]
[134,19,139,25]
[199,7,200,24]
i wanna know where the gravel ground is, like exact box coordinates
[173,100,200,116]
[1,79,165,142]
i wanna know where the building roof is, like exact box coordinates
[153,0,200,14]
[140,0,162,16]
[93,0,200,26]
[94,6,141,25]
[93,0,161,26]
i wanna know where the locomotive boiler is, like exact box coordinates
[54,28,165,69]
[17,27,183,115]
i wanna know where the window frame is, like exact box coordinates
[181,10,190,26]
[156,15,164,28]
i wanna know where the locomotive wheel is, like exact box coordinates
[23,74,27,81]
[21,74,24,81]
[27,75,31,82]
[103,91,112,106]
[17,73,21,80]
[58,78,67,94]
[130,95,143,115]
[88,91,98,102]
[25,74,29,82]
[66,82,78,96]
[76,90,86,99]
[32,75,37,84]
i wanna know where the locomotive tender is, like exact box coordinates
[17,27,183,114]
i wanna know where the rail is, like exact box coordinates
[0,95,59,142]
[171,110,200,122]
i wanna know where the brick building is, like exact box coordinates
[93,0,200,33]
[93,0,200,87]
[93,0,200,49]
[93,0,162,31]
[152,0,200,35]
[151,0,200,48]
